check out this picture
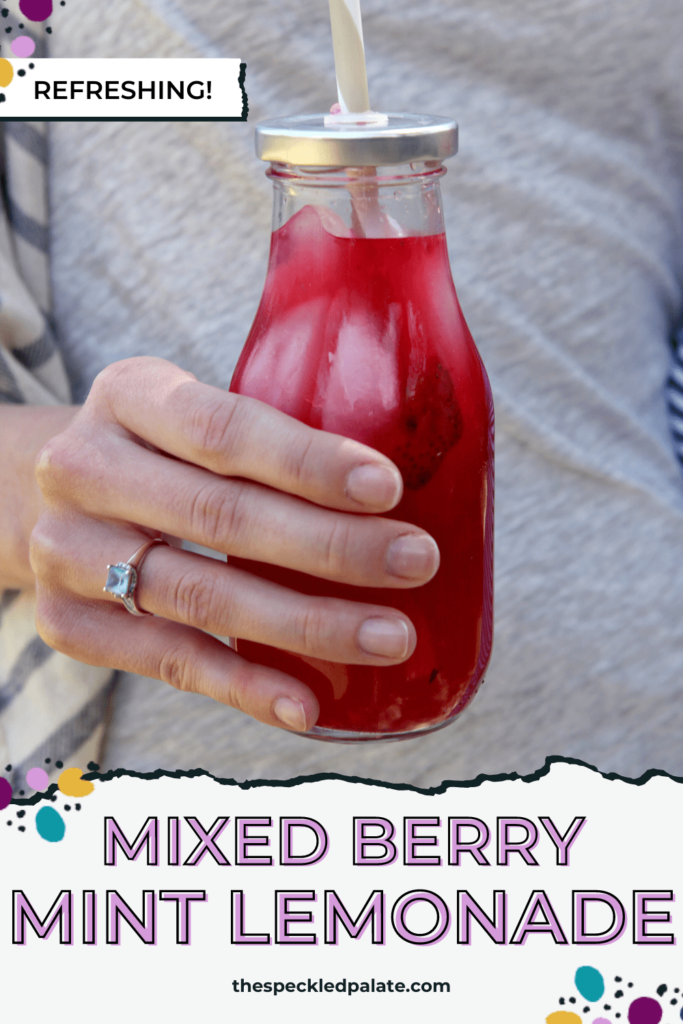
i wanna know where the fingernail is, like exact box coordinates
[386,534,440,580]
[358,617,410,659]
[345,463,402,508]
[273,697,307,731]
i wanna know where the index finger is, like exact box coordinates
[95,357,403,513]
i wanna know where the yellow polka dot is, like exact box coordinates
[58,767,95,798]
[546,1013,583,1024]
[0,59,14,88]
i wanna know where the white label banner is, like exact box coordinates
[1,761,681,1023]
[0,58,246,120]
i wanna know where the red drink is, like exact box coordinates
[230,202,494,739]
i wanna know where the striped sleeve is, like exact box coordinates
[0,116,71,406]
[667,325,683,472]
[0,19,118,788]
[0,119,117,783]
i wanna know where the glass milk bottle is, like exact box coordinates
[230,114,494,742]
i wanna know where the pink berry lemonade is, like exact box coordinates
[230,204,494,738]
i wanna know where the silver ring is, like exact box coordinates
[103,537,169,616]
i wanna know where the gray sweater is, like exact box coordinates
[48,0,683,784]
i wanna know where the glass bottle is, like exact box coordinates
[230,114,494,742]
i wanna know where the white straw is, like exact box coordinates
[326,0,398,238]
[328,0,370,113]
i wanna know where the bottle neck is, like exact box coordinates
[267,161,447,239]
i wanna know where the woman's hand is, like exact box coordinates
[30,357,440,733]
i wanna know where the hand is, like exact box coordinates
[30,357,440,733]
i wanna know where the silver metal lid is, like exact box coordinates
[255,113,458,167]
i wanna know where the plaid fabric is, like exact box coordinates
[0,18,115,790]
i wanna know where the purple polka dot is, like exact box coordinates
[0,777,11,810]
[628,997,663,1024]
[18,0,52,22]
[26,766,49,791]
[11,35,35,56]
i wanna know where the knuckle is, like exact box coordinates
[170,569,218,631]
[28,513,63,583]
[35,590,76,656]
[187,480,248,549]
[34,427,103,506]
[87,359,136,409]
[89,357,153,398]
[90,357,193,414]
[297,603,327,656]
[89,360,123,397]
[223,659,264,716]
[34,432,77,499]
[157,639,199,694]
[282,433,316,491]
[319,516,354,577]
[186,391,242,465]
[224,674,248,715]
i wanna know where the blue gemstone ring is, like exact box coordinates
[103,537,169,616]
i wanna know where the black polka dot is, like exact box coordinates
[64,805,71,811]
[18,825,25,832]
[55,761,63,768]
[18,790,24,795]
[28,62,34,68]
[5,764,11,771]
[45,758,51,764]
[0,95,6,102]
[75,803,81,811]
[6,820,11,826]
[18,69,25,76]
[17,810,25,818]
[87,762,99,771]
[1,9,8,17]
[45,26,51,33]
